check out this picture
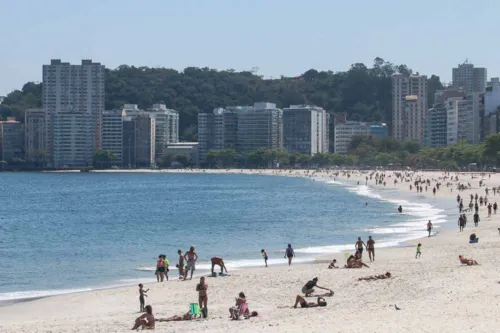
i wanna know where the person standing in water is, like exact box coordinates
[184,246,198,280]
[427,220,433,237]
[366,236,375,262]
[398,205,403,213]
[284,244,295,266]
[261,249,268,267]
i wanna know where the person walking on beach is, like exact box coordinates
[473,211,480,227]
[285,244,295,266]
[196,277,208,318]
[415,243,422,259]
[162,255,170,281]
[427,220,433,237]
[488,203,492,217]
[494,202,498,214]
[458,215,465,232]
[355,237,366,258]
[261,249,268,267]
[366,236,375,262]
[184,246,198,280]
[177,250,184,280]
[138,284,149,312]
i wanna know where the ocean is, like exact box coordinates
[0,172,455,305]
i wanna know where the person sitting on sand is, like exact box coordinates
[459,255,479,266]
[131,305,155,330]
[358,272,392,281]
[293,295,327,308]
[211,256,228,275]
[301,277,331,296]
[229,292,249,318]
[328,259,338,269]
[345,255,370,268]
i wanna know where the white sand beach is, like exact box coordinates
[2,169,500,333]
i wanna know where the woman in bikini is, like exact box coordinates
[358,272,392,281]
[196,277,208,317]
[131,305,155,330]
[459,255,479,265]
[293,295,327,308]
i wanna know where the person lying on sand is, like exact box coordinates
[358,272,392,281]
[459,255,479,266]
[132,305,155,330]
[156,312,195,322]
[293,295,327,308]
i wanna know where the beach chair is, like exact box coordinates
[190,303,201,319]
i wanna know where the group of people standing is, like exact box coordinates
[155,246,198,282]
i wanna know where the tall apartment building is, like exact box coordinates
[24,108,46,162]
[334,121,369,154]
[0,118,24,162]
[283,105,329,155]
[43,59,105,168]
[392,74,428,143]
[122,103,179,162]
[122,115,155,168]
[484,79,500,116]
[452,61,487,93]
[102,110,124,165]
[197,102,283,162]
[236,102,283,155]
[446,97,468,145]
[423,104,447,148]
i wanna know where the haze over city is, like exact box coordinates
[1,0,499,95]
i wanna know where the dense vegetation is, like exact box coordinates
[0,57,443,146]
[198,134,500,170]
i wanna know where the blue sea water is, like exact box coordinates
[0,172,453,304]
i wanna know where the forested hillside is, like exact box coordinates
[0,57,443,141]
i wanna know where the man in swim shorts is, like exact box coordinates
[184,246,198,280]
[355,237,366,258]
[211,257,228,275]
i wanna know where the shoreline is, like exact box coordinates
[2,169,500,332]
[1,169,452,306]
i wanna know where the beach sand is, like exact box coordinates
[2,169,500,332]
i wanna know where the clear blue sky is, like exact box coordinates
[1,0,498,95]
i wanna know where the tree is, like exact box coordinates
[93,150,114,169]
[481,134,500,166]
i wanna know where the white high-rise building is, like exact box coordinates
[334,121,370,154]
[452,61,487,93]
[392,74,428,143]
[485,79,500,116]
[283,105,329,155]
[43,59,105,168]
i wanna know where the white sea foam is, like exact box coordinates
[0,288,93,302]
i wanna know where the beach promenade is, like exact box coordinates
[1,169,500,333]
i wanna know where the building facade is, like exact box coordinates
[102,110,124,166]
[236,102,283,155]
[369,124,388,138]
[43,59,105,167]
[0,118,24,163]
[452,61,487,93]
[392,74,428,144]
[484,79,500,116]
[24,108,46,163]
[122,115,155,168]
[424,104,447,148]
[334,121,369,154]
[283,105,329,155]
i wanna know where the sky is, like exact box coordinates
[1,0,499,96]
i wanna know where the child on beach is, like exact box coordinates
[261,249,268,267]
[138,284,149,312]
[415,243,422,259]
[196,277,208,318]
